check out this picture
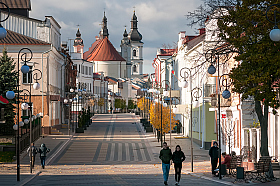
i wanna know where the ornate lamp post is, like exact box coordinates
[180,67,203,172]
[206,49,232,179]
[0,2,10,39]
[266,4,280,41]
[6,48,33,181]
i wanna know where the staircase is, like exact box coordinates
[61,123,68,129]
[51,127,63,135]
[272,162,280,171]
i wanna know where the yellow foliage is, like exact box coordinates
[149,102,176,133]
[137,97,149,111]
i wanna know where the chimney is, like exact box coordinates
[178,31,186,49]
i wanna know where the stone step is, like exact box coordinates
[61,124,68,129]
[51,128,63,135]
[272,162,280,171]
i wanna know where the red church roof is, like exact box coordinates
[85,37,125,61]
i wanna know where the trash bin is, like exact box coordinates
[236,167,244,179]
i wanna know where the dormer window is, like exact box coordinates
[133,65,137,72]
[133,49,137,56]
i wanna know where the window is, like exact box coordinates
[133,65,137,72]
[89,67,92,75]
[133,49,136,56]
[22,66,32,83]
[79,65,80,73]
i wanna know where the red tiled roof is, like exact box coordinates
[86,37,125,61]
[0,30,50,45]
[0,0,31,9]
[83,37,101,60]
[157,49,176,56]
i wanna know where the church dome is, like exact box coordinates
[128,11,142,41]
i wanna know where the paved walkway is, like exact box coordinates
[1,113,279,185]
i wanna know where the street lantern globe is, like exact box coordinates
[69,99,72,102]
[79,96,82,100]
[19,121,24,127]
[13,124,18,131]
[6,90,15,99]
[270,26,280,42]
[172,107,178,113]
[156,90,160,95]
[163,91,169,97]
[21,64,30,74]
[24,119,29,124]
[70,88,74,93]
[32,115,36,120]
[222,89,231,99]
[36,113,40,118]
[33,82,40,90]
[21,103,29,110]
[182,80,188,88]
[163,102,168,107]
[208,64,216,75]
[0,26,7,39]
[64,99,68,104]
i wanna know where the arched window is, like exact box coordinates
[133,65,137,72]
[133,49,137,56]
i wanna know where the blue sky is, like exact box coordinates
[30,0,202,74]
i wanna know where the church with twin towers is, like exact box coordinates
[72,11,144,80]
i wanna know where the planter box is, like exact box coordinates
[75,128,84,133]
[146,127,153,132]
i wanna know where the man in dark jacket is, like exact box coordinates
[38,143,50,169]
[159,142,172,185]
[209,141,219,175]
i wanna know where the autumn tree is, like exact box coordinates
[149,102,176,134]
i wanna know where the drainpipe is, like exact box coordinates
[41,45,52,119]
[60,53,67,124]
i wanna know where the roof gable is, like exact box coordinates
[0,0,31,9]
[86,37,125,61]
[0,30,50,45]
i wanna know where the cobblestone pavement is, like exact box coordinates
[1,113,279,185]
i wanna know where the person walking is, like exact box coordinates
[159,142,172,185]
[172,145,185,185]
[27,143,38,168]
[209,141,219,176]
[38,143,50,169]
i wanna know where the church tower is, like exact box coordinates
[121,28,132,78]
[127,11,143,76]
[73,28,84,55]
[100,11,109,39]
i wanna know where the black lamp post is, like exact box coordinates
[266,4,280,41]
[6,48,32,181]
[0,2,10,39]
[206,49,232,179]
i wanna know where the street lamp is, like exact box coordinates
[206,49,232,179]
[6,48,34,181]
[180,67,203,172]
[266,4,280,41]
[0,2,10,39]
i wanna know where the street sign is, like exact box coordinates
[221,114,226,118]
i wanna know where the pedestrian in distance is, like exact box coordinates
[159,142,172,185]
[172,145,185,186]
[38,143,50,169]
[209,141,219,176]
[27,143,38,168]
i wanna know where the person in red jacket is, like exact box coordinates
[222,152,232,168]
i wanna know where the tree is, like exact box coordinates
[128,99,136,110]
[149,102,176,134]
[217,0,280,159]
[0,49,18,135]
[115,98,126,110]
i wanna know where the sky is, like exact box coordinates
[30,0,202,74]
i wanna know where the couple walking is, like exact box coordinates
[159,142,185,185]
[27,143,50,169]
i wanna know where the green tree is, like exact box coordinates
[217,0,280,159]
[0,49,18,135]
[128,100,136,110]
